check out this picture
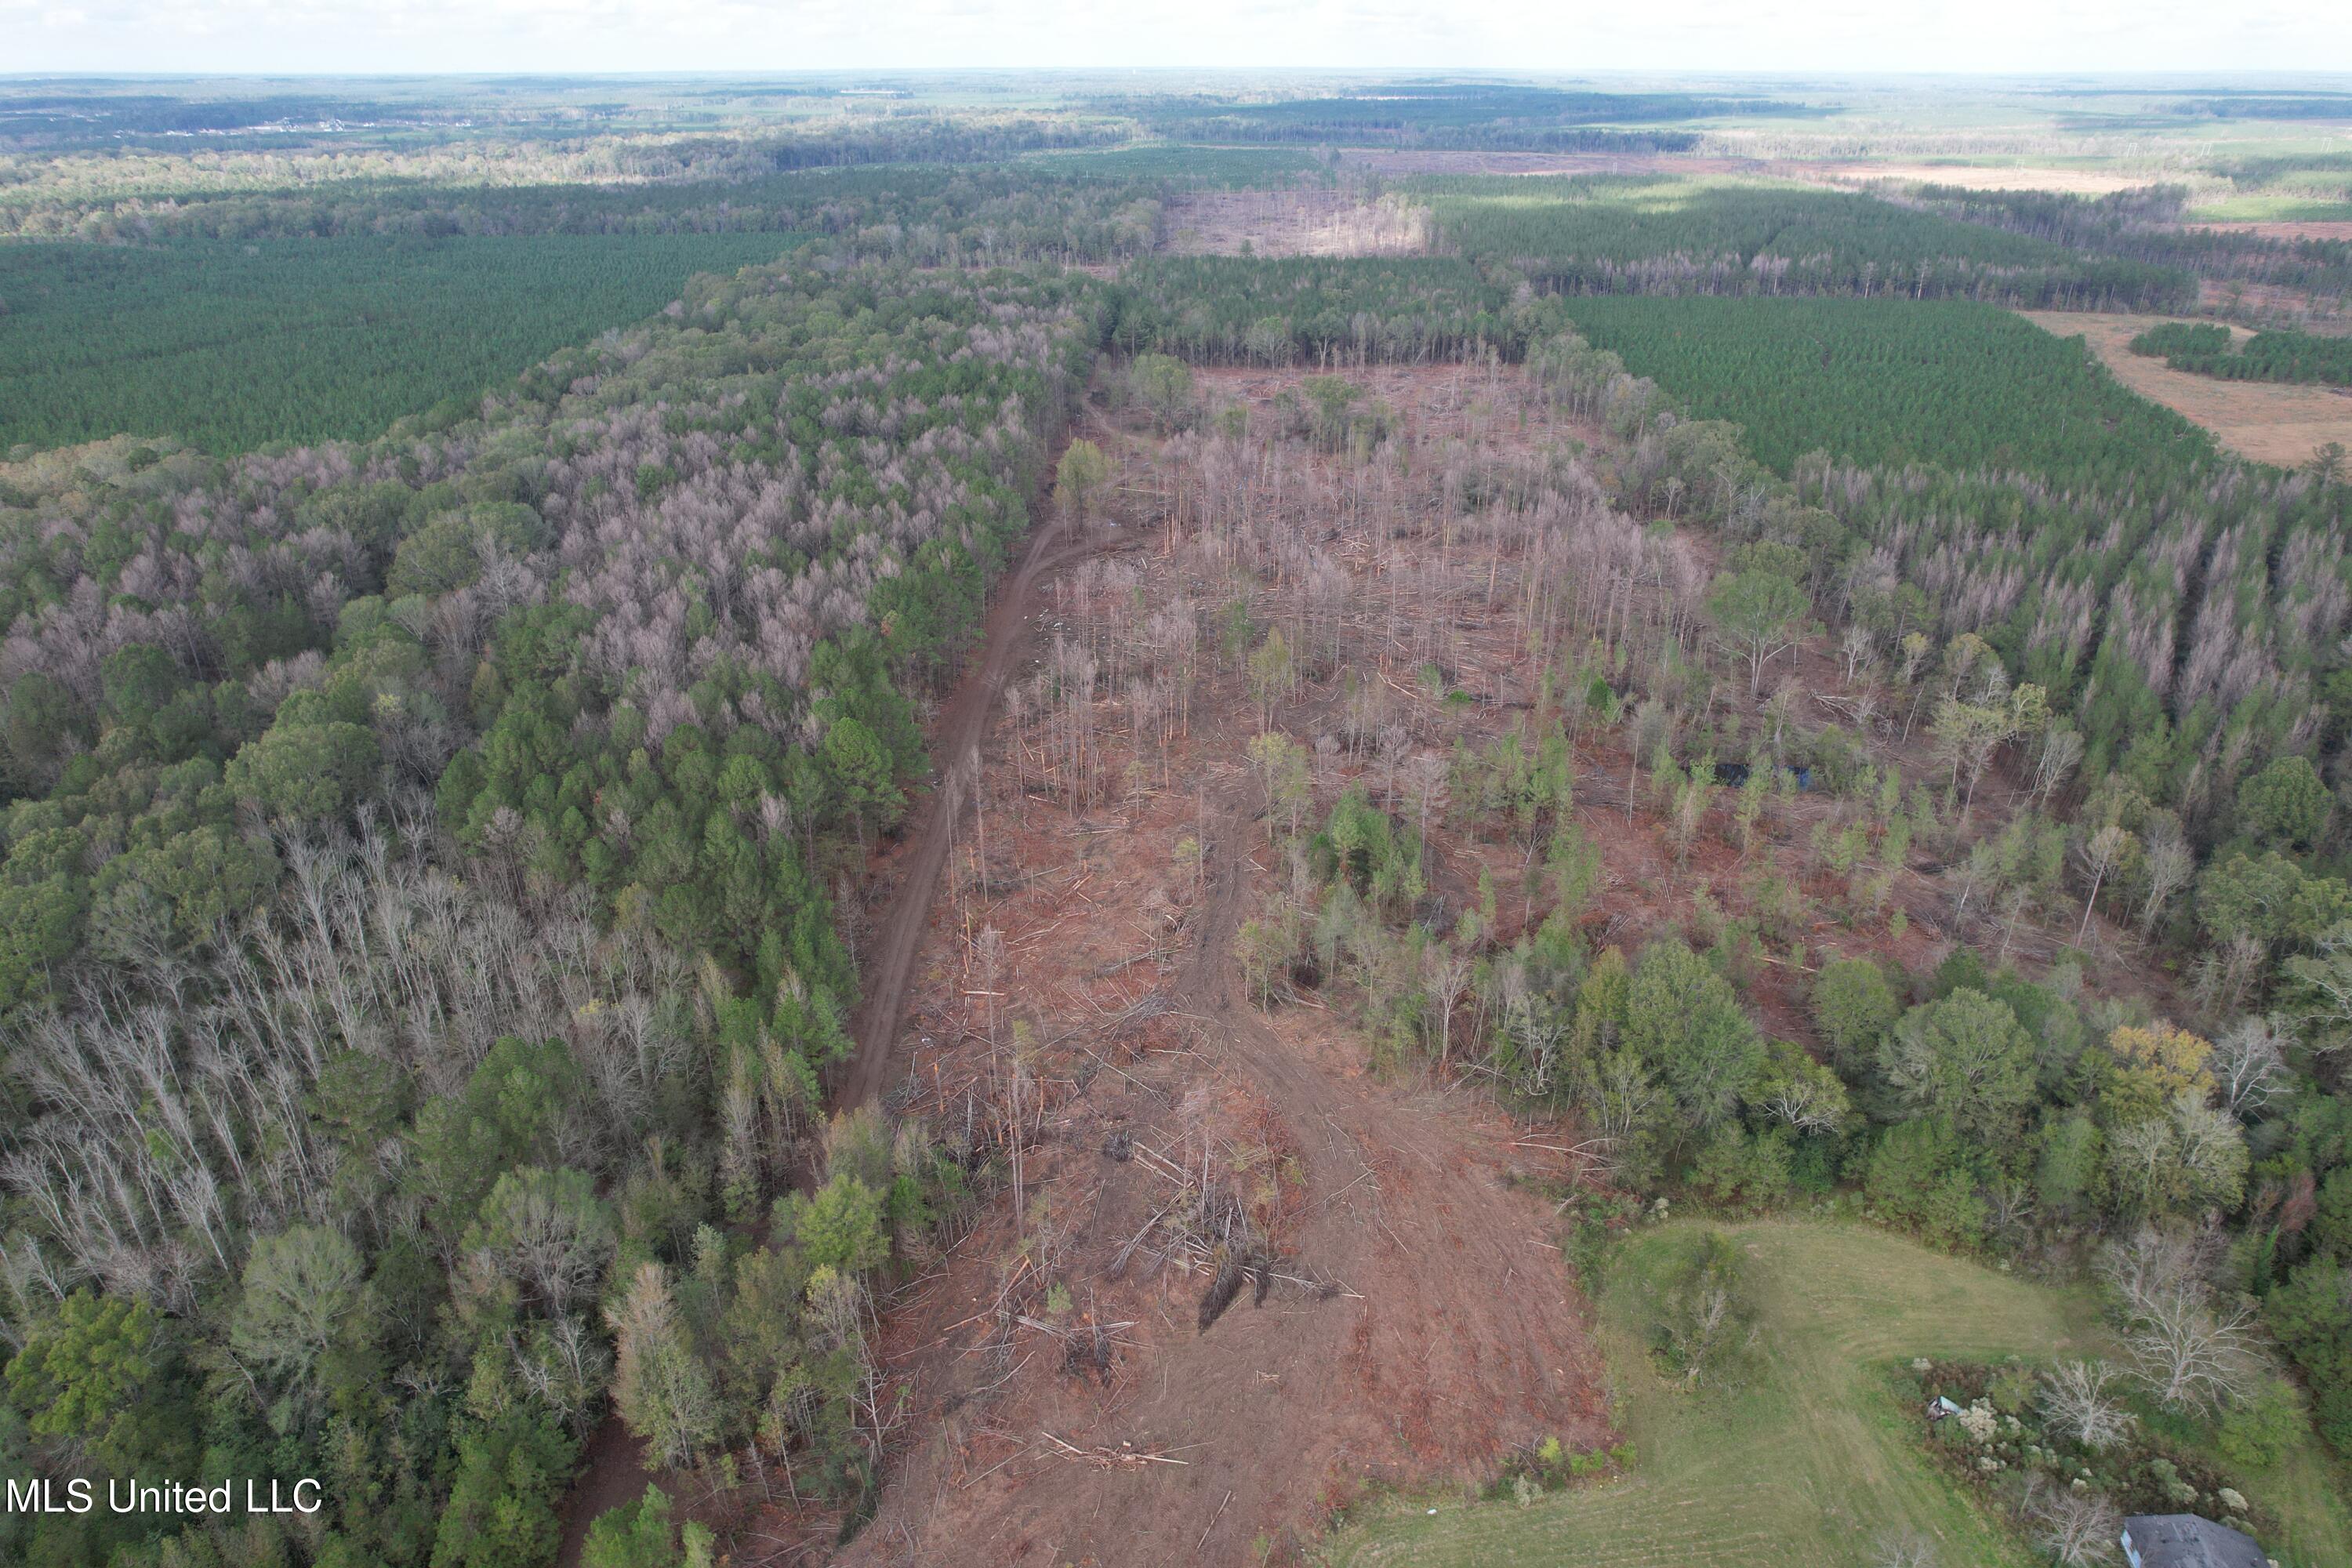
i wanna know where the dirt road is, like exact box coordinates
[554,495,1080,1565]
[550,1414,652,1568]
[841,505,1074,1110]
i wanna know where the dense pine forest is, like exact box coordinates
[1414,175,2200,309]
[0,234,804,451]
[1903,183,2352,303]
[1559,295,2215,474]
[4,70,2352,1568]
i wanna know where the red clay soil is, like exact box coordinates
[832,779,1610,1568]
[842,504,1080,1111]
[821,396,1625,1560]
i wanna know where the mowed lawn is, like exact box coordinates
[1330,1220,2102,1568]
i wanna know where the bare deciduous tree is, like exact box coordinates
[2038,1359,2135,1451]
[2026,1478,2121,1567]
[2034,724,2085,811]
[2138,822,2196,938]
[1424,941,1476,1065]
[2209,1016,2292,1120]
[2074,822,2132,943]
[1871,1528,1939,1568]
[2100,1228,2259,1415]
[1841,622,1879,684]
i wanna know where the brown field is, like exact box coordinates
[1791,162,2157,195]
[2018,309,2352,466]
[2190,220,2352,242]
[2194,278,2352,333]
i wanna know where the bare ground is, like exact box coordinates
[832,768,1610,1566]
[844,503,1080,1109]
[2018,308,2352,467]
[1787,162,2159,195]
[2190,219,2352,243]
[815,362,2165,1567]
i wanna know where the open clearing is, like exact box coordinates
[1328,1220,2352,1568]
[2018,310,2352,466]
[820,378,1632,1566]
[808,359,2218,1564]
[2190,219,2352,243]
[1793,162,2158,194]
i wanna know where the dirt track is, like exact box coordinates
[555,481,1083,1566]
[550,1417,652,1568]
[843,503,1078,1110]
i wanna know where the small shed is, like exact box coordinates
[2120,1514,2267,1568]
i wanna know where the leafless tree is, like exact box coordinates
[2100,1228,2259,1415]
[2074,823,2132,943]
[1841,622,1879,684]
[2034,725,2085,811]
[2138,823,2195,938]
[1425,942,1477,1065]
[1761,1063,1846,1137]
[1871,1528,1938,1568]
[2026,1478,2120,1567]
[2038,1360,2135,1451]
[2209,1017,2292,1120]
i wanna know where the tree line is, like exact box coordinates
[2131,321,2352,387]
[1403,175,2198,311]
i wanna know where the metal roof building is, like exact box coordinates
[2120,1514,2268,1568]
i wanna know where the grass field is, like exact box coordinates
[1324,1220,2352,1568]
[2018,310,2352,469]
[2187,197,2352,224]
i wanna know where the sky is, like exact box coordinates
[0,0,2345,77]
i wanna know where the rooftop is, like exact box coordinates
[2122,1514,2267,1568]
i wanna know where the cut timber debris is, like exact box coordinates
[1039,1431,1191,1468]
